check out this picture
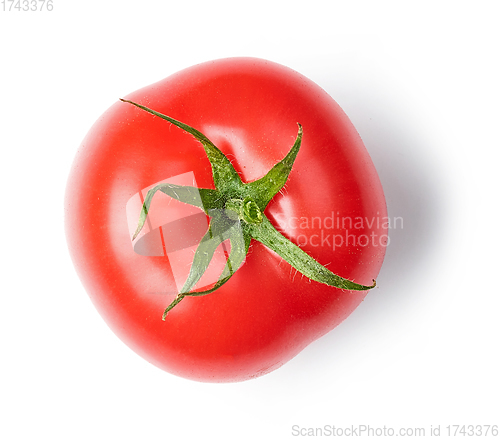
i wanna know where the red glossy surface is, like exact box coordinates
[65,58,387,382]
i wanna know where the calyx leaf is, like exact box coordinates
[120,99,376,319]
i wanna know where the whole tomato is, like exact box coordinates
[65,58,387,382]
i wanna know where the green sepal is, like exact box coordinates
[248,216,375,291]
[132,183,222,240]
[161,213,251,319]
[120,99,243,193]
[244,124,303,211]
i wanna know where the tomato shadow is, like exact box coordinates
[266,79,451,389]
[355,101,448,305]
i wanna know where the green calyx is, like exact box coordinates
[120,98,376,320]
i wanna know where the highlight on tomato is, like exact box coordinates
[65,58,388,382]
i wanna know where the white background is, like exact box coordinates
[1,1,499,438]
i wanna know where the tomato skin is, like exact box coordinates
[65,58,387,382]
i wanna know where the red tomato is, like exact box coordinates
[65,58,387,382]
